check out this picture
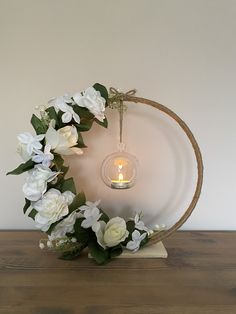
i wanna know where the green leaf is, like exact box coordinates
[31,114,47,135]
[121,220,135,245]
[73,105,94,120]
[60,177,76,194]
[99,209,109,223]
[46,106,60,128]
[75,120,93,132]
[76,132,87,148]
[73,218,91,244]
[7,159,35,175]
[23,198,31,214]
[68,192,86,213]
[28,208,37,220]
[93,83,109,102]
[109,244,123,259]
[94,117,108,128]
[61,165,69,176]
[88,241,110,265]
[53,154,64,170]
[126,220,135,233]
[140,233,149,248]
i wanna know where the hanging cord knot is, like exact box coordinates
[108,87,136,109]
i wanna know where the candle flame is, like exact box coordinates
[118,173,124,181]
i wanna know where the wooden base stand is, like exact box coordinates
[88,241,168,259]
[118,241,168,259]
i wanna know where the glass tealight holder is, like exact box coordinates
[101,151,138,189]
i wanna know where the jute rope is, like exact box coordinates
[109,90,204,245]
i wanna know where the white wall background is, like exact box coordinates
[0,0,235,230]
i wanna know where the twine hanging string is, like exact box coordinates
[108,88,136,145]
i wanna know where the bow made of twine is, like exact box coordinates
[109,87,136,103]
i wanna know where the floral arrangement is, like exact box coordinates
[7,83,161,264]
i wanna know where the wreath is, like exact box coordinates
[7,83,163,265]
[7,83,203,264]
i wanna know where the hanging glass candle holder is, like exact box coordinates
[101,149,138,189]
[101,89,138,190]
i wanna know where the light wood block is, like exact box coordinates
[88,241,168,259]
[119,241,168,258]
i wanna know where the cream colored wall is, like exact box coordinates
[0,0,235,230]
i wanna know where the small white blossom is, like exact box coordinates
[39,242,45,249]
[48,94,80,124]
[71,237,77,243]
[79,201,102,229]
[73,87,106,122]
[133,213,150,233]
[17,132,45,155]
[126,230,147,252]
[47,240,53,248]
[32,144,54,167]
[153,224,166,231]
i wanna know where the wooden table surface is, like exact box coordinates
[0,231,235,314]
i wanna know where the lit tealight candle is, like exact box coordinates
[111,173,130,189]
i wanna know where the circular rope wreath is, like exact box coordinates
[7,83,203,264]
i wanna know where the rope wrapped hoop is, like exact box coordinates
[120,93,204,245]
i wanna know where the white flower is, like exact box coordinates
[47,240,53,248]
[45,125,83,156]
[126,230,147,252]
[153,224,166,231]
[39,242,45,249]
[33,188,74,232]
[133,213,150,233]
[22,165,59,201]
[73,87,106,122]
[17,143,33,162]
[93,217,129,249]
[48,94,80,124]
[49,210,82,240]
[79,201,102,229]
[62,190,75,205]
[17,132,45,155]
[32,144,54,167]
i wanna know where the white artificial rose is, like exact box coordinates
[49,210,82,240]
[33,188,75,232]
[73,87,106,122]
[93,217,129,248]
[17,142,33,161]
[22,165,58,201]
[45,125,83,156]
